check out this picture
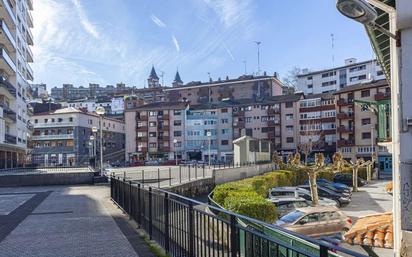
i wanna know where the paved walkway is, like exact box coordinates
[0,185,153,257]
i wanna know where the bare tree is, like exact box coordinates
[282,67,303,88]
[297,126,325,165]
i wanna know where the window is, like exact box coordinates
[221,140,229,145]
[221,118,229,124]
[221,108,228,113]
[44,118,48,123]
[377,70,384,76]
[34,119,38,123]
[149,122,157,127]
[174,131,182,137]
[69,117,73,122]
[361,90,370,97]
[174,120,182,126]
[321,71,336,78]
[301,213,319,223]
[362,118,371,125]
[307,76,312,80]
[149,143,156,148]
[307,84,313,89]
[349,65,366,72]
[174,110,181,115]
[286,137,294,143]
[149,111,157,116]
[221,129,229,134]
[362,132,371,139]
[286,114,293,120]
[245,117,252,123]
[286,125,293,131]
[322,80,337,87]
[285,102,293,108]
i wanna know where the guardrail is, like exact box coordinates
[111,177,368,257]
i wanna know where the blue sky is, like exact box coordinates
[32,0,375,89]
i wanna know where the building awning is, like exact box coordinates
[364,0,396,84]
[344,212,393,248]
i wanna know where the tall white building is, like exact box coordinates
[0,0,34,168]
[297,59,385,95]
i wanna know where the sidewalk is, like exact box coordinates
[0,185,154,257]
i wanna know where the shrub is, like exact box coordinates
[213,182,253,206]
[223,194,277,223]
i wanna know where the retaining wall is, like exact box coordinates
[0,172,95,187]
[213,163,277,185]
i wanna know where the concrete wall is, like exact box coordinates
[0,172,94,187]
[214,163,276,185]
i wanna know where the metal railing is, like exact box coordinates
[0,165,94,174]
[111,177,367,257]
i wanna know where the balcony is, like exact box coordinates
[233,121,245,128]
[336,112,353,120]
[0,20,16,53]
[26,45,33,62]
[158,114,169,120]
[267,108,280,115]
[0,0,16,28]
[0,48,17,76]
[1,104,16,122]
[337,139,355,147]
[26,9,33,28]
[337,125,353,133]
[0,76,16,99]
[136,115,147,121]
[137,147,147,153]
[375,92,391,101]
[158,146,170,152]
[137,136,148,142]
[267,120,280,127]
[27,27,33,46]
[233,111,245,116]
[136,125,148,131]
[157,136,169,141]
[26,63,33,81]
[27,0,33,10]
[33,122,74,128]
[337,98,354,106]
[32,134,74,140]
[157,125,169,131]
[5,134,16,144]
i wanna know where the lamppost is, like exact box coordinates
[95,107,105,176]
[92,127,98,169]
[89,135,95,167]
[173,138,178,166]
[207,131,212,168]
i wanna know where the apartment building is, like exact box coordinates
[125,101,188,162]
[0,0,34,169]
[297,59,385,94]
[334,79,392,175]
[30,83,47,100]
[51,82,133,101]
[299,93,337,159]
[164,73,283,105]
[30,107,125,167]
[185,103,234,162]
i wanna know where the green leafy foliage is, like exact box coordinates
[224,195,277,223]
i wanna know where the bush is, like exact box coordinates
[213,182,253,206]
[223,194,277,223]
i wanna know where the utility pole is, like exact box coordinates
[331,33,335,67]
[254,41,261,75]
[160,71,165,86]
[243,60,247,75]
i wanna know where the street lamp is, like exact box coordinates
[207,131,212,167]
[95,107,105,176]
[336,0,396,39]
[173,138,178,166]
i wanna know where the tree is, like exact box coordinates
[282,67,303,88]
[297,130,325,165]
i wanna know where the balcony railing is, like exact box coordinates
[33,122,74,128]
[375,92,391,101]
[267,108,280,115]
[337,98,354,106]
[26,63,34,81]
[1,0,16,25]
[5,134,16,144]
[27,9,33,28]
[0,48,17,73]
[337,125,353,133]
[0,77,16,98]
[233,111,245,116]
[136,115,147,120]
[1,104,16,121]
[32,134,74,140]
[337,139,355,147]
[233,121,245,128]
[0,20,16,49]
[136,136,148,141]
[267,119,280,127]
[27,0,33,10]
[336,112,354,120]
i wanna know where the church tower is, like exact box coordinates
[148,66,160,88]
[172,70,183,87]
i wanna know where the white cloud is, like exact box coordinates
[222,42,235,61]
[172,35,180,52]
[150,14,167,28]
[202,0,252,28]
[71,0,100,39]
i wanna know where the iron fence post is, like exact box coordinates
[137,183,141,225]
[158,168,160,188]
[149,187,153,239]
[195,165,197,179]
[188,165,191,181]
[230,214,238,257]
[142,169,145,187]
[203,164,205,178]
[320,245,328,257]
[179,165,182,184]
[164,192,170,254]
[169,167,171,186]
[122,176,126,209]
[188,202,194,257]
[128,180,132,216]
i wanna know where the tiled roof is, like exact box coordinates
[344,212,393,249]
[334,79,389,94]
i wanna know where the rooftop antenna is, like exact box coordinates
[243,60,247,75]
[331,33,335,67]
[254,41,261,75]
[160,71,165,87]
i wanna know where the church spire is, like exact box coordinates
[149,65,159,80]
[172,69,183,87]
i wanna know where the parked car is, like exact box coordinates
[275,206,352,238]
[297,185,351,207]
[304,179,351,193]
[333,173,367,187]
[268,187,338,207]
[144,160,160,166]
[266,197,310,217]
